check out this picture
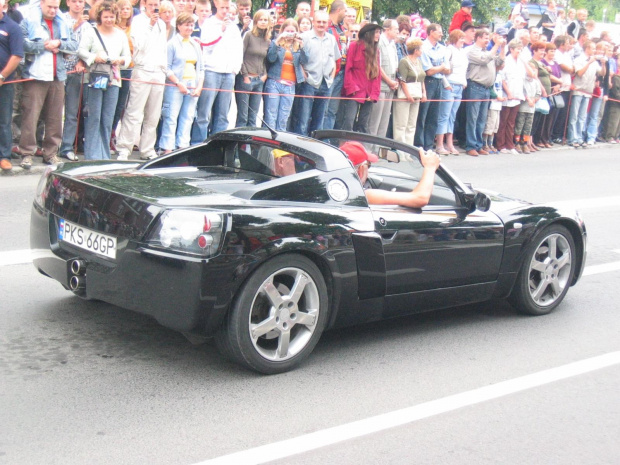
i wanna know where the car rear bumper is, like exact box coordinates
[30,203,244,334]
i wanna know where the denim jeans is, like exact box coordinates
[323,69,344,130]
[159,80,199,150]
[292,79,331,136]
[191,71,234,144]
[0,83,16,160]
[60,73,87,155]
[84,85,119,160]
[465,82,490,151]
[436,84,463,135]
[567,94,590,144]
[235,74,265,128]
[263,78,295,131]
[414,77,442,150]
[584,96,603,143]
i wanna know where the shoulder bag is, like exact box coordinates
[89,28,113,90]
[397,58,423,100]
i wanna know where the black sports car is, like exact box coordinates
[30,129,587,374]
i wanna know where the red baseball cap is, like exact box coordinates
[340,141,379,166]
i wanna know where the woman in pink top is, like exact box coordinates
[336,22,381,133]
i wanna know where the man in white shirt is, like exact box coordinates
[116,0,167,160]
[368,19,399,140]
[567,40,604,147]
[190,0,242,143]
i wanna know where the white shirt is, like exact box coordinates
[130,13,168,76]
[555,49,573,91]
[200,16,243,74]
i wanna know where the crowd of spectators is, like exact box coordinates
[1,0,620,172]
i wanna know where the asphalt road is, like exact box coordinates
[1,145,619,465]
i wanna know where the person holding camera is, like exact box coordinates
[567,40,605,147]
[78,1,130,160]
[263,18,306,131]
[115,0,168,160]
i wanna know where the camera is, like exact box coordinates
[283,32,296,38]
[154,7,159,13]
[105,59,112,64]
[352,31,358,39]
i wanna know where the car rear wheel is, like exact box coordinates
[216,254,328,374]
[510,224,576,316]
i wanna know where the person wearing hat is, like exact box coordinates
[449,0,474,33]
[336,22,382,132]
[339,141,440,208]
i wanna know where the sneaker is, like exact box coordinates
[611,139,618,144]
[44,155,61,165]
[63,151,78,161]
[510,148,519,155]
[140,153,158,160]
[499,148,510,154]
[586,141,595,146]
[0,159,12,172]
[20,156,33,170]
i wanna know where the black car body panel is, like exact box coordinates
[31,129,587,341]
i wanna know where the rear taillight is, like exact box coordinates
[145,210,225,257]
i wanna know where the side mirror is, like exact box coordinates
[474,192,491,212]
[378,147,399,163]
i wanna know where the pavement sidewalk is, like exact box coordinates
[1,140,615,177]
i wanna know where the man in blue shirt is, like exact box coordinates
[0,0,24,171]
[414,23,450,151]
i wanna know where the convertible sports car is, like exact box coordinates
[30,129,587,374]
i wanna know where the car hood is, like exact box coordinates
[474,187,533,214]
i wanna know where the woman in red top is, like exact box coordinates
[336,22,381,133]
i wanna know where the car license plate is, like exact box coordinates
[58,219,117,259]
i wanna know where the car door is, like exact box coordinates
[313,131,505,305]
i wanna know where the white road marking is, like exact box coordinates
[548,195,620,210]
[194,352,620,465]
[0,249,33,266]
[582,261,620,276]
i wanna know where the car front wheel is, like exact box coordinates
[216,254,328,374]
[510,224,576,315]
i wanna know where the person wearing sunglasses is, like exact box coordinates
[339,141,440,208]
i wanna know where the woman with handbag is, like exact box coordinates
[79,2,131,160]
[392,37,426,145]
[435,30,467,155]
[159,12,204,154]
[337,22,382,134]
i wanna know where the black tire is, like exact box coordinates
[509,224,576,316]
[215,254,328,374]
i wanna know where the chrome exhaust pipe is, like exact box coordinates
[71,259,86,275]
[69,275,85,291]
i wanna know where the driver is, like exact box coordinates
[340,141,441,208]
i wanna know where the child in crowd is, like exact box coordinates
[482,62,506,153]
[514,71,542,153]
